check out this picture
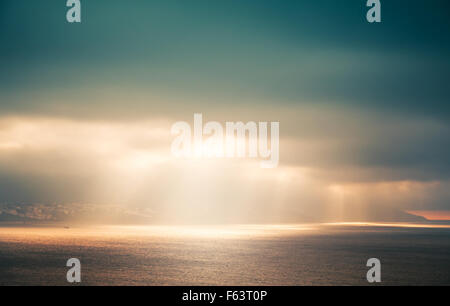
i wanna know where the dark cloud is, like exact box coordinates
[1,0,449,119]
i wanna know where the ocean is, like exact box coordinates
[0,223,449,285]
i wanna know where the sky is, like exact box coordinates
[0,0,450,224]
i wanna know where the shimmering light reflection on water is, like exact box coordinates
[0,223,449,285]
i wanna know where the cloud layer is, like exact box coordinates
[1,0,449,223]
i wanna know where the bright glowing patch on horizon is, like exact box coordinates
[407,211,450,221]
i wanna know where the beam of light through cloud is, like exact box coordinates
[0,110,449,224]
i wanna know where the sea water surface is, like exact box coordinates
[0,223,449,285]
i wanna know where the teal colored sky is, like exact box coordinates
[1,1,450,223]
[1,0,449,118]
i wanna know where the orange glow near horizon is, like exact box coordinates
[407,210,450,221]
